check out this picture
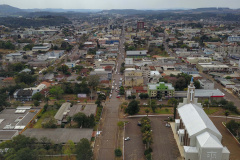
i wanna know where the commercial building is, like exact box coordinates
[227,36,240,42]
[148,82,175,99]
[124,69,144,87]
[126,50,147,57]
[197,64,229,73]
[0,106,41,143]
[198,79,214,89]
[174,80,229,160]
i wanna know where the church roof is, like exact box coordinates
[196,131,223,148]
[177,103,221,137]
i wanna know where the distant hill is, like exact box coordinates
[0,5,23,15]
[24,8,102,13]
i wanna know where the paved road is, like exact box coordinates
[97,23,126,160]
[200,72,240,109]
[150,117,181,160]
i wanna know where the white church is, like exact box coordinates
[175,78,230,160]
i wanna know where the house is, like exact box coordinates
[148,82,175,99]
[86,55,95,64]
[13,89,34,101]
[198,79,214,89]
[174,80,229,160]
[5,53,23,62]
[0,77,15,88]
[65,62,76,68]
[54,102,71,125]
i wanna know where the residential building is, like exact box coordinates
[148,82,175,99]
[198,79,214,89]
[137,21,144,30]
[65,62,76,68]
[5,53,23,62]
[175,80,229,160]
[228,36,240,42]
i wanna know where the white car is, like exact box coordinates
[124,137,130,141]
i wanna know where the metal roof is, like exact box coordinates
[196,131,223,148]
[177,103,222,138]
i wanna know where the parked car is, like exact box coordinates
[116,96,120,98]
[137,121,142,126]
[124,137,130,141]
[77,101,80,103]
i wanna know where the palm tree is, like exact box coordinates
[225,110,229,123]
[145,109,150,117]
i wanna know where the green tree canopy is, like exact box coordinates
[49,86,64,100]
[125,100,140,115]
[76,138,93,160]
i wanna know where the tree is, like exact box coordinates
[142,131,153,149]
[32,92,43,101]
[131,95,136,99]
[76,138,93,160]
[225,110,229,123]
[119,86,125,95]
[49,86,64,100]
[149,99,157,113]
[226,120,239,136]
[115,148,122,157]
[15,147,38,160]
[87,75,100,101]
[125,100,140,115]
[33,100,40,107]
[15,73,37,85]
[168,98,178,119]
[73,112,87,128]
[63,140,75,159]
[145,109,150,117]
[42,117,57,128]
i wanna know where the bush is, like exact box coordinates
[114,148,122,157]
[146,153,152,160]
[144,148,152,155]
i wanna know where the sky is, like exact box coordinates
[0,0,240,10]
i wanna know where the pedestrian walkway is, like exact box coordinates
[169,122,184,160]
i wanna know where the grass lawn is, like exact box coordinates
[139,107,172,114]
[155,107,172,114]
[204,108,219,115]
[34,109,57,128]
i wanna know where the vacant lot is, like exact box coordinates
[34,109,57,128]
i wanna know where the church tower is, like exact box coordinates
[187,77,195,103]
[177,77,202,109]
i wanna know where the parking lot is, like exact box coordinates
[124,117,180,160]
[150,117,181,160]
[124,118,145,160]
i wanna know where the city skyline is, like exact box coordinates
[0,0,240,10]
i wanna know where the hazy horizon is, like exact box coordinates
[0,0,240,10]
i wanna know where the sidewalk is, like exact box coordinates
[169,122,184,160]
